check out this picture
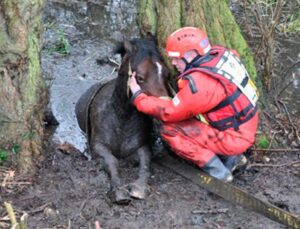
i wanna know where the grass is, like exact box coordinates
[0,149,8,164]
[44,26,71,55]
[258,135,269,149]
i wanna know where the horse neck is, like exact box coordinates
[112,60,131,112]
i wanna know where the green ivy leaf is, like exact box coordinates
[12,144,21,154]
[0,150,8,163]
[258,136,269,149]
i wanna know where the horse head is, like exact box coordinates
[115,36,170,99]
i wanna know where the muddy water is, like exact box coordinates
[42,0,138,153]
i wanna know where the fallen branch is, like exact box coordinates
[4,202,28,229]
[0,181,32,186]
[18,213,28,229]
[4,202,17,227]
[0,222,9,228]
[1,168,32,189]
[248,160,300,168]
[279,100,300,144]
[0,166,11,172]
[0,215,10,222]
[192,208,229,214]
[108,57,120,67]
[203,217,222,229]
[267,131,279,150]
[27,203,51,214]
[262,111,286,133]
[253,148,299,152]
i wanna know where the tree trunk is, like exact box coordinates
[137,0,257,79]
[0,0,47,175]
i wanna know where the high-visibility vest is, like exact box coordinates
[177,46,258,131]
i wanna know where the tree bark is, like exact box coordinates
[0,0,47,175]
[137,0,257,79]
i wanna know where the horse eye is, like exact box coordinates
[136,75,145,83]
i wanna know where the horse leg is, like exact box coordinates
[128,145,151,199]
[91,140,131,204]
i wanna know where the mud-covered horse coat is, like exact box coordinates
[75,37,169,204]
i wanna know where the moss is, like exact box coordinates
[25,33,41,103]
[156,0,182,40]
[155,0,182,71]
[207,0,257,79]
[181,0,207,31]
[184,0,256,80]
[137,0,157,35]
[224,0,256,79]
[173,0,182,27]
[0,0,46,174]
[145,0,157,34]
[23,30,47,134]
[0,31,9,51]
[287,9,300,32]
[204,0,226,45]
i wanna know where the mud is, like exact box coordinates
[4,146,300,228]
[1,0,300,228]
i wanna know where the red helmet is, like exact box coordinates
[165,27,211,58]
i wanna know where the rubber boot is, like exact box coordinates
[219,155,247,172]
[202,156,233,182]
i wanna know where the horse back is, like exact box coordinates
[75,82,107,134]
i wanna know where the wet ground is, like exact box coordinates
[1,0,300,228]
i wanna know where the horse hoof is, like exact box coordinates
[128,183,148,200]
[108,187,131,205]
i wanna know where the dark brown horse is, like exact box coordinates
[75,37,169,204]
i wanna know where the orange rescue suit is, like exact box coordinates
[132,46,259,167]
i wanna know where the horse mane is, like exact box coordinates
[130,38,161,63]
[114,37,162,64]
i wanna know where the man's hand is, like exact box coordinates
[129,72,141,94]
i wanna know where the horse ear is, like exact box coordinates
[114,40,136,58]
[144,32,158,45]
[124,40,134,54]
[114,41,126,56]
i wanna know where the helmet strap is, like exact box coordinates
[181,57,189,65]
[183,55,202,71]
[183,52,213,71]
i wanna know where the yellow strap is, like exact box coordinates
[196,114,209,125]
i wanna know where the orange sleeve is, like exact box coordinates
[132,72,226,122]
